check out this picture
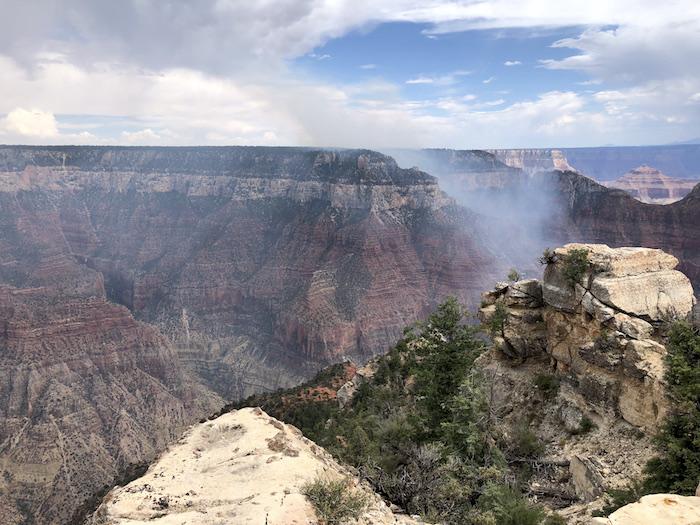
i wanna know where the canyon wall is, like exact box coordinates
[0,146,498,524]
[393,149,700,292]
[0,185,223,524]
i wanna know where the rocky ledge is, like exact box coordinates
[88,407,420,525]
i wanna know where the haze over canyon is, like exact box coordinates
[0,144,698,523]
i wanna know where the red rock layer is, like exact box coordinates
[0,146,498,523]
[602,165,699,204]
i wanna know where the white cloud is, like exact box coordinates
[3,107,58,137]
[406,76,434,84]
[504,60,521,66]
[121,128,161,144]
[0,1,699,147]
[483,76,495,84]
[406,70,471,86]
[360,63,377,69]
[541,23,700,84]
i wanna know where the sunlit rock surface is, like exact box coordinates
[591,494,700,525]
[88,407,420,525]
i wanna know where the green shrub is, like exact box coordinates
[533,374,560,399]
[486,300,508,337]
[510,423,545,458]
[507,268,521,282]
[644,322,700,494]
[560,248,590,286]
[302,476,369,525]
[592,479,649,517]
[570,416,597,436]
[476,484,547,525]
[538,248,556,266]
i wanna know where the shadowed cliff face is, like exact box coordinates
[390,149,700,292]
[544,171,700,292]
[0,145,498,525]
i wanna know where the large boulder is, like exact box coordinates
[544,244,695,321]
[592,494,700,524]
[590,271,694,321]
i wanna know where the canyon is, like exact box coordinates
[0,145,699,524]
[0,145,496,524]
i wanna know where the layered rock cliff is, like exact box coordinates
[88,407,421,525]
[0,146,497,524]
[395,149,700,291]
[602,165,699,204]
[561,145,700,181]
[479,244,696,522]
[543,172,700,292]
[486,148,574,174]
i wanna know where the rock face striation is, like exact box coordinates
[479,244,696,521]
[602,165,699,204]
[0,145,496,524]
[88,407,421,525]
[486,148,575,175]
[544,171,700,294]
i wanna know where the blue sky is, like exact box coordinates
[297,23,589,101]
[0,1,699,148]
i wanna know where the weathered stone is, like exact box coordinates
[579,339,623,371]
[542,263,585,312]
[592,494,700,525]
[582,292,616,323]
[591,271,695,321]
[613,313,653,340]
[88,408,421,525]
[557,243,679,277]
[558,403,585,434]
[505,279,543,307]
[337,361,377,408]
[570,455,605,501]
[623,339,665,381]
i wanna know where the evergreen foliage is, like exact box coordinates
[560,248,590,286]
[238,297,560,524]
[645,321,700,494]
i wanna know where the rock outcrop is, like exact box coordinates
[592,494,700,525]
[602,165,699,204]
[482,243,695,429]
[479,244,696,522]
[540,170,700,294]
[89,407,420,525]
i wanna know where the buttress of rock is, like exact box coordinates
[480,243,696,430]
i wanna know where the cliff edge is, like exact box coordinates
[89,407,421,525]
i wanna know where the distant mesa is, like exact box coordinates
[603,165,700,204]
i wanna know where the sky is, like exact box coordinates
[1,0,699,149]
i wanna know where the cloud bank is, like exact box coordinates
[0,0,698,147]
